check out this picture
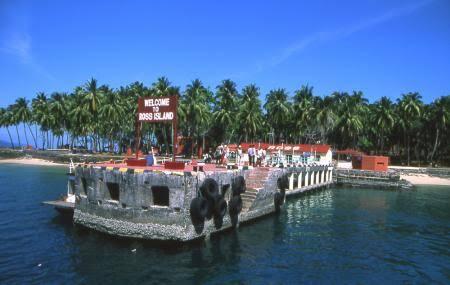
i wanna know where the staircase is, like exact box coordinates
[241,168,272,211]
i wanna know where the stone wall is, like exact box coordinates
[335,168,413,189]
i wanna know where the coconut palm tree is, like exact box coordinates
[0,107,15,148]
[264,89,291,143]
[292,86,316,143]
[334,91,368,148]
[32,92,53,149]
[11,97,37,148]
[237,84,264,142]
[83,78,103,151]
[372,96,396,153]
[49,92,68,147]
[151,77,174,97]
[397,92,423,165]
[99,86,125,152]
[428,95,450,163]
[182,79,213,155]
[313,95,336,144]
[69,87,92,149]
[213,79,239,143]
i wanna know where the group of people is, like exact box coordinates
[245,145,266,167]
[204,143,230,165]
[205,144,266,167]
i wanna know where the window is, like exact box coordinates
[106,182,120,201]
[151,186,169,206]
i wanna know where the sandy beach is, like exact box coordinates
[400,173,450,186]
[0,158,66,167]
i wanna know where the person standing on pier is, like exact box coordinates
[223,145,229,165]
[237,145,243,166]
[248,145,255,166]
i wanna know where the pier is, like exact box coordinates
[284,166,334,197]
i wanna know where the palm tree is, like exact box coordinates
[264,89,291,143]
[182,79,213,155]
[49,92,67,148]
[32,92,53,149]
[333,91,368,148]
[312,96,336,144]
[99,86,125,152]
[213,79,239,143]
[237,84,263,142]
[372,96,396,153]
[428,95,450,163]
[0,107,15,148]
[397,92,422,165]
[83,78,102,151]
[11,97,37,148]
[292,85,316,143]
[150,77,175,97]
[69,87,92,149]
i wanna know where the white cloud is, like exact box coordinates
[1,32,32,63]
[0,31,55,81]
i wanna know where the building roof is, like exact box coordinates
[227,143,330,154]
[334,149,364,156]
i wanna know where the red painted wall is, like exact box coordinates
[361,156,389,172]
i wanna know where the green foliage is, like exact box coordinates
[1,78,449,165]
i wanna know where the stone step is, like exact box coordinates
[241,187,263,211]
[246,180,266,184]
[246,182,266,185]
[247,187,262,191]
[241,197,256,202]
[242,198,254,204]
[247,177,268,181]
[247,181,266,183]
[241,192,258,199]
[248,173,270,177]
[246,181,267,185]
[246,186,264,191]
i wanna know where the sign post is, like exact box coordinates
[137,96,178,162]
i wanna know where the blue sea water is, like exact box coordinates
[0,164,449,284]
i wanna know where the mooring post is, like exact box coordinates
[305,171,309,187]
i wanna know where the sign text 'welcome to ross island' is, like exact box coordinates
[138,96,177,122]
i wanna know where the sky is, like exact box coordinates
[0,0,449,142]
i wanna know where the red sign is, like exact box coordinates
[138,96,177,122]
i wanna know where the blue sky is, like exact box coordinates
[0,0,449,141]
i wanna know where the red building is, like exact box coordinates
[352,155,389,172]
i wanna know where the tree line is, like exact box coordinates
[0,77,449,166]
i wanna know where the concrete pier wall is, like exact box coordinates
[335,168,413,189]
[72,164,333,241]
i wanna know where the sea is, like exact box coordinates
[0,164,449,284]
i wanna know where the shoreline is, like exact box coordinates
[0,158,66,167]
[400,173,450,186]
[0,157,449,186]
